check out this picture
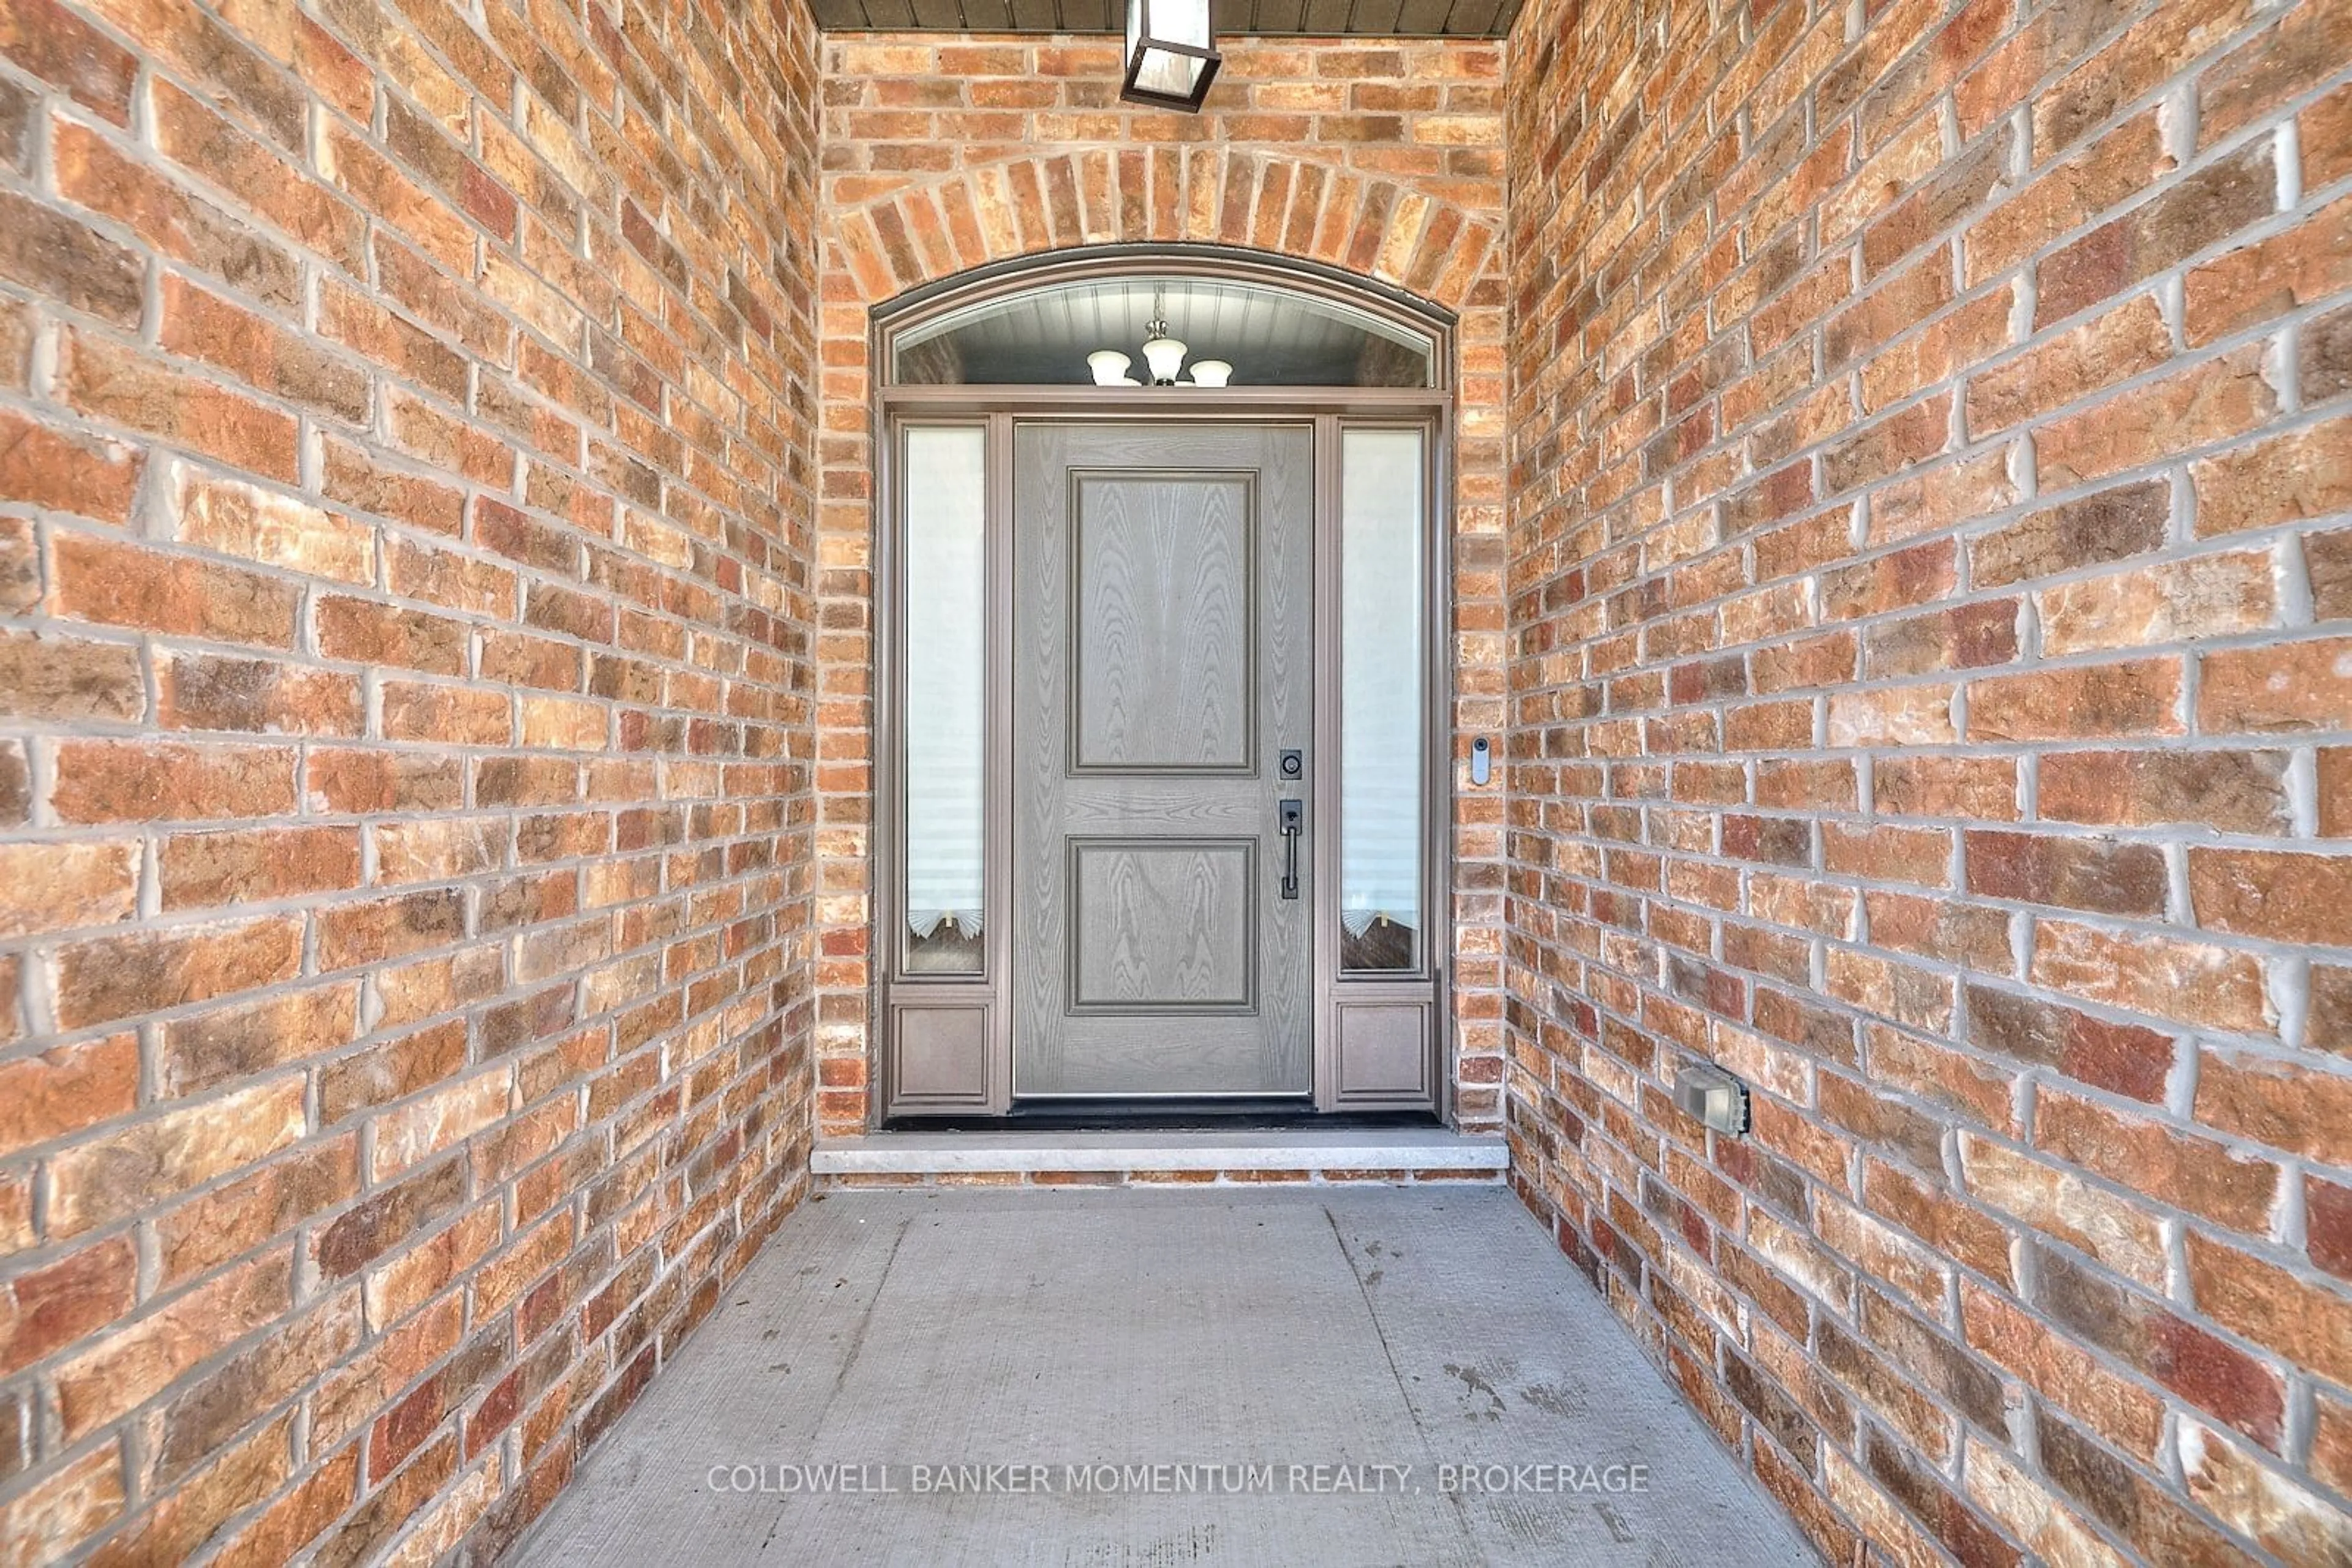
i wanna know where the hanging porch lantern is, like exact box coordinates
[1121,0,1220,113]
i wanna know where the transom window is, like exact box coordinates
[883,265,1442,388]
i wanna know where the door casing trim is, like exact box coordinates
[868,254,1458,1126]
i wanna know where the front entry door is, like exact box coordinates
[1011,423,1314,1099]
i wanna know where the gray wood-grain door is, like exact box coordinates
[1012,423,1314,1098]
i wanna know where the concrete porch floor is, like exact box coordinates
[510,1188,1815,1566]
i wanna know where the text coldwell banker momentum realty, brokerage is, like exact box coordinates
[702,1463,1656,1495]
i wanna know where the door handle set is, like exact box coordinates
[1278,797,1303,900]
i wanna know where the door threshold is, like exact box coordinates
[810,1126,1507,1184]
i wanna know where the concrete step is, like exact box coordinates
[810,1127,1508,1184]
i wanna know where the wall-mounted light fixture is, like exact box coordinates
[1121,0,1220,113]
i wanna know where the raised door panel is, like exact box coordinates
[1069,839,1256,1011]
[888,1003,992,1110]
[1072,473,1254,774]
[1332,1000,1430,1102]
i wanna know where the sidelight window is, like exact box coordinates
[900,424,988,974]
[1338,426,1425,973]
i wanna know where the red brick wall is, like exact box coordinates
[1504,0,2352,1557]
[0,0,820,1559]
[813,35,1513,1134]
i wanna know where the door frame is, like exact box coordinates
[867,249,1458,1124]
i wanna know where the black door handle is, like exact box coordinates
[1278,799,1303,900]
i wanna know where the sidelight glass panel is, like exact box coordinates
[1340,427,1425,973]
[902,426,987,974]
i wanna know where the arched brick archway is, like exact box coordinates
[827,148,1500,312]
[809,143,1510,1139]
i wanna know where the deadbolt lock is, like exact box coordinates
[1278,748,1303,780]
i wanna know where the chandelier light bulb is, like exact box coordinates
[1088,350,1135,386]
[1142,334,1186,385]
[1187,360,1231,388]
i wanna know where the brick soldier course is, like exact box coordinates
[0,0,2340,1564]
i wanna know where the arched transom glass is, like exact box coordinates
[888,273,1439,388]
